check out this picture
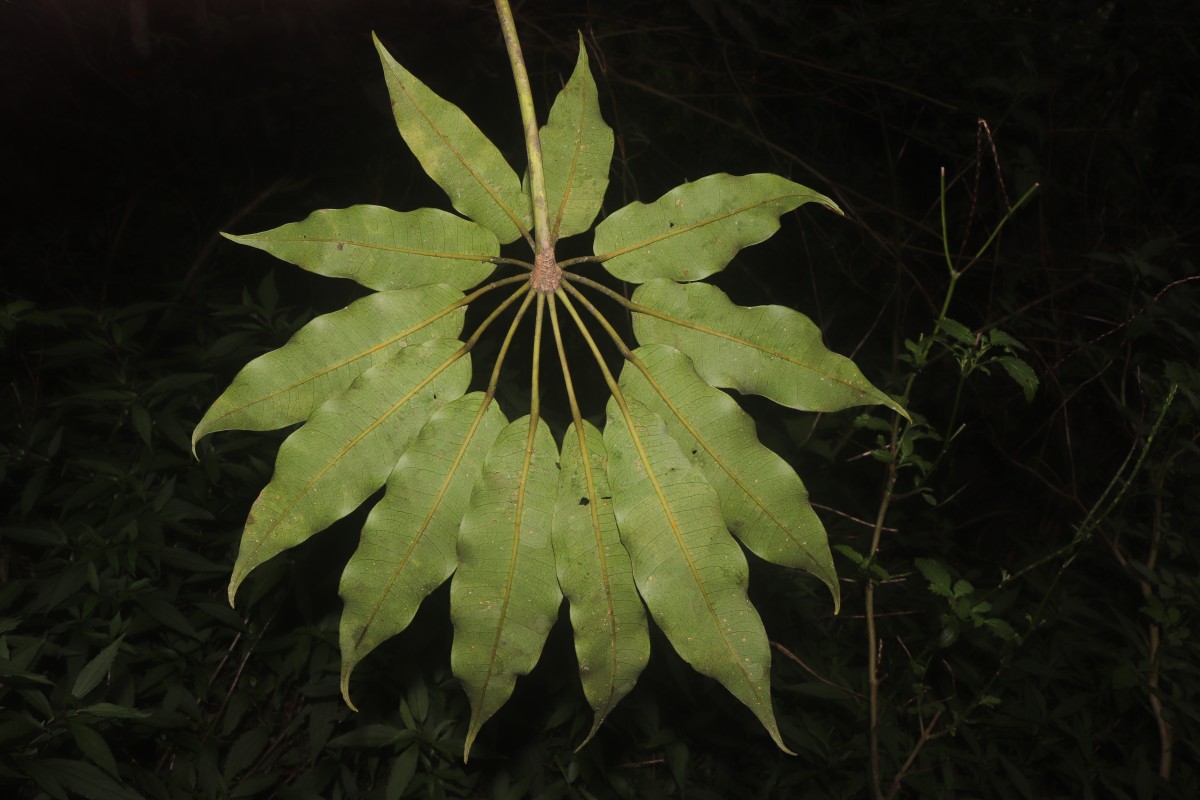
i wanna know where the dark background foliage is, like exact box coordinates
[3,0,1198,797]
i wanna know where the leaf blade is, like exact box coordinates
[996,355,1038,402]
[229,339,471,602]
[621,345,839,608]
[222,206,498,291]
[71,635,125,699]
[554,420,649,745]
[604,394,791,753]
[450,416,562,760]
[339,392,507,705]
[594,173,838,283]
[375,34,532,244]
[194,284,466,446]
[27,759,144,800]
[632,279,907,417]
[68,721,120,778]
[535,37,613,240]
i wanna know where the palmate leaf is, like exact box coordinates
[195,25,906,761]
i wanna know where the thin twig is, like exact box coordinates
[772,641,866,700]
[885,710,945,800]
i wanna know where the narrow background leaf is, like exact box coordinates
[27,759,144,800]
[997,355,1039,402]
[67,721,120,778]
[71,635,125,699]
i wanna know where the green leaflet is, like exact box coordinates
[450,416,562,761]
[594,173,839,283]
[229,339,471,602]
[619,344,839,608]
[997,355,1039,403]
[339,392,507,708]
[632,279,908,418]
[221,206,498,291]
[193,284,466,446]
[530,36,613,241]
[604,393,791,753]
[67,720,119,779]
[374,34,532,245]
[554,420,648,746]
[72,636,126,699]
[26,759,143,800]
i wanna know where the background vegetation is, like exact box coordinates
[3,0,1197,797]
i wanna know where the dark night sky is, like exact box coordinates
[6,0,1196,311]
[3,1,566,306]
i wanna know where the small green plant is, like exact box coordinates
[193,2,904,759]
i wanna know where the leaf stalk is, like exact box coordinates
[494,0,561,292]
